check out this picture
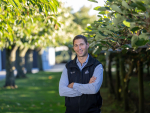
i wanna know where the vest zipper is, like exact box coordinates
[79,69,83,113]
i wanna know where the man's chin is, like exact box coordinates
[77,54,87,57]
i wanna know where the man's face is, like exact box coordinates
[73,39,89,57]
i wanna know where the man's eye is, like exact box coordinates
[80,43,84,46]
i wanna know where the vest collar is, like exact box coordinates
[70,54,94,68]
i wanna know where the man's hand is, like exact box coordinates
[89,76,96,83]
[68,82,74,88]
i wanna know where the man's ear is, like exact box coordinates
[87,43,89,48]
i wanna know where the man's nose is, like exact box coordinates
[78,45,81,49]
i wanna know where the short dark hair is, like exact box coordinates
[73,35,87,45]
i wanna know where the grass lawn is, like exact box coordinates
[0,72,65,113]
[0,71,150,113]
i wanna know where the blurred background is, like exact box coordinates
[0,0,150,113]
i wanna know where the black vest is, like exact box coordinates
[65,55,102,113]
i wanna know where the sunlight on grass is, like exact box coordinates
[47,91,56,94]
[27,87,41,90]
[38,77,48,80]
[1,71,149,113]
[0,72,65,113]
[19,94,30,97]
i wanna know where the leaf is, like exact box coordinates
[44,4,48,16]
[89,41,96,47]
[119,36,126,39]
[110,4,122,13]
[49,76,52,79]
[100,41,106,44]
[38,4,42,13]
[136,1,146,12]
[49,2,54,12]
[113,18,119,25]
[122,1,131,9]
[94,6,110,11]
[123,20,130,27]
[30,0,36,6]
[109,38,116,42]
[49,1,57,12]
[98,11,105,15]
[53,0,59,6]
[8,0,17,8]
[135,39,148,46]
[106,42,113,47]
[130,3,137,8]
[14,0,22,9]
[130,27,140,32]
[139,33,148,40]
[131,35,138,47]
[88,0,98,3]
[121,44,131,49]
[97,15,102,17]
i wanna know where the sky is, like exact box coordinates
[60,0,106,15]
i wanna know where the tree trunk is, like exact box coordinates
[4,46,18,88]
[103,63,107,87]
[26,49,33,73]
[137,60,144,113]
[68,50,72,61]
[116,55,121,101]
[147,62,149,77]
[126,59,134,93]
[36,48,43,71]
[108,54,115,96]
[16,47,28,78]
[119,53,129,111]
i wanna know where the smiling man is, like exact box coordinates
[59,35,103,113]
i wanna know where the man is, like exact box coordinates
[59,35,103,113]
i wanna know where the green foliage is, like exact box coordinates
[88,0,98,3]
[51,4,83,50]
[73,6,97,29]
[0,0,59,50]
[85,0,150,54]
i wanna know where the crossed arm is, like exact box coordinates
[59,64,103,97]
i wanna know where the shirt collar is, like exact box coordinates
[76,54,89,64]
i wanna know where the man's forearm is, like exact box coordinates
[72,83,100,94]
[72,64,103,94]
[59,67,82,97]
[59,85,82,97]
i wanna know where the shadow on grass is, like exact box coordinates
[0,71,149,113]
[0,71,65,113]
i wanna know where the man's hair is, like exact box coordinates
[73,35,87,45]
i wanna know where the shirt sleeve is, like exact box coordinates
[59,67,82,97]
[73,64,103,94]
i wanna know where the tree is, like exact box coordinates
[49,3,83,60]
[73,6,97,29]
[0,0,59,87]
[85,0,150,112]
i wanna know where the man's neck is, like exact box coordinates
[77,54,88,66]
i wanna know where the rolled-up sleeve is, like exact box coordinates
[73,64,103,94]
[59,67,82,97]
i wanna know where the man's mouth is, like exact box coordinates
[78,50,83,54]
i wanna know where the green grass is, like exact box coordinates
[0,72,65,113]
[0,71,150,113]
